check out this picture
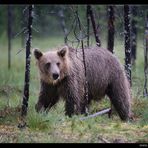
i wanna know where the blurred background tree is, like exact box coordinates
[0,5,148,41]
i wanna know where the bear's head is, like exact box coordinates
[34,46,70,85]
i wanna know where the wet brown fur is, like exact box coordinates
[34,46,131,121]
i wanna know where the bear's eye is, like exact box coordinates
[57,62,60,66]
[45,62,51,69]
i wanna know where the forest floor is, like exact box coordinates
[0,36,148,143]
[0,104,147,143]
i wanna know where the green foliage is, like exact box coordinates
[0,5,148,40]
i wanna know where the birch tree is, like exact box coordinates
[124,5,132,86]
[143,11,148,97]
[19,5,34,128]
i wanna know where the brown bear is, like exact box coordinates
[33,45,131,121]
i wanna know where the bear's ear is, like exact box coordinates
[57,46,68,57]
[33,48,43,60]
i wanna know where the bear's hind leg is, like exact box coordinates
[106,81,131,121]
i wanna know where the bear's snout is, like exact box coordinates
[52,73,59,80]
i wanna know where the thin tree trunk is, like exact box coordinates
[75,9,89,114]
[131,6,138,66]
[143,12,148,97]
[21,5,34,118]
[124,5,132,86]
[7,5,12,69]
[106,5,115,118]
[87,5,101,47]
[107,5,115,53]
[86,5,90,47]
[58,7,68,44]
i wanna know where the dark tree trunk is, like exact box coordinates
[87,5,101,47]
[58,7,68,44]
[106,5,115,118]
[21,5,34,117]
[124,5,132,86]
[131,6,138,66]
[107,5,115,53]
[86,5,90,47]
[143,12,148,97]
[75,9,89,114]
[7,5,12,69]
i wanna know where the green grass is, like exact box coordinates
[0,35,148,143]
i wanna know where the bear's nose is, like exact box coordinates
[52,73,59,80]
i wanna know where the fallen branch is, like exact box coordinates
[80,108,111,120]
[98,136,110,143]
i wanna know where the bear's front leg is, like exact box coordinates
[62,77,75,117]
[65,88,75,117]
[64,77,86,117]
[35,80,59,113]
[35,91,49,113]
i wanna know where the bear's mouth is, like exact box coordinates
[52,81,57,85]
[50,76,60,84]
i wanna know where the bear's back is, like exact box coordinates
[69,46,125,100]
